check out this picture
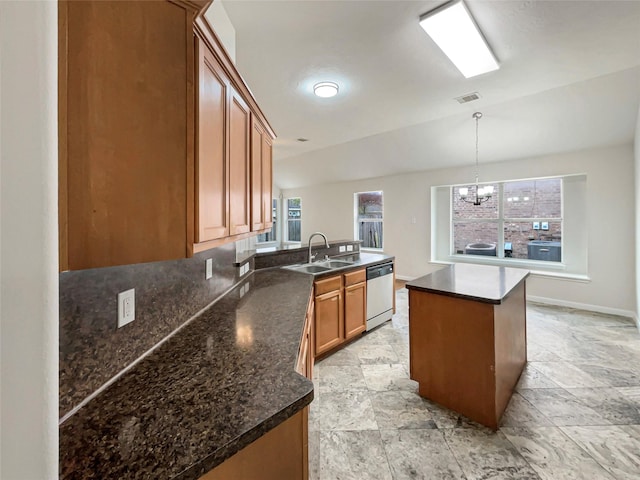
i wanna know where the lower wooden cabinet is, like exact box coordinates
[314,268,366,358]
[296,297,315,380]
[200,408,308,480]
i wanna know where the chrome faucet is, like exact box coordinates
[308,232,330,263]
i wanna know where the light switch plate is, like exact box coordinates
[541,222,549,231]
[533,222,540,230]
[346,245,353,252]
[117,288,135,328]
[205,258,213,279]
[339,246,346,253]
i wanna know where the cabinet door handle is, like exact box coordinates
[539,248,550,252]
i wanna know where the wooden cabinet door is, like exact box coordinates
[196,36,229,242]
[250,119,265,231]
[344,281,367,340]
[228,86,251,235]
[262,134,273,229]
[315,289,343,356]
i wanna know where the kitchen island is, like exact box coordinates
[406,263,529,430]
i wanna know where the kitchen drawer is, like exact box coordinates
[314,274,342,296]
[343,268,365,287]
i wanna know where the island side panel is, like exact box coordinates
[493,281,527,422]
[408,289,498,428]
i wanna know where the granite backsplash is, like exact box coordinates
[59,243,241,419]
[252,240,361,269]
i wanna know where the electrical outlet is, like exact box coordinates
[205,258,213,280]
[346,245,353,252]
[411,217,417,224]
[339,246,346,253]
[533,222,540,230]
[541,222,549,231]
[117,288,135,328]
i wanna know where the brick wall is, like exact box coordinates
[452,179,562,259]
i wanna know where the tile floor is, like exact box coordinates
[308,288,640,480]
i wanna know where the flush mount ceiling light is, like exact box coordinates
[313,81,339,98]
[419,0,499,78]
[459,112,494,205]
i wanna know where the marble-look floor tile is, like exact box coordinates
[390,342,410,369]
[315,348,361,367]
[380,429,467,479]
[617,386,640,405]
[313,390,378,431]
[317,365,367,392]
[308,430,320,480]
[369,390,436,430]
[499,392,552,427]
[518,388,611,426]
[501,426,615,480]
[350,343,400,365]
[361,363,417,392]
[359,324,407,346]
[573,363,640,388]
[515,364,561,390]
[525,342,564,362]
[565,388,640,425]
[444,428,541,479]
[528,361,608,388]
[561,425,640,480]
[415,397,489,430]
[318,430,392,480]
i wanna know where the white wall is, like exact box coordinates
[634,105,640,327]
[204,0,236,62]
[282,144,635,315]
[0,1,59,478]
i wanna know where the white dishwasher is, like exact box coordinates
[366,262,394,331]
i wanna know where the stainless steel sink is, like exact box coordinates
[314,260,353,268]
[284,264,332,274]
[282,259,354,274]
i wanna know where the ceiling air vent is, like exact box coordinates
[455,92,481,104]
[297,138,309,142]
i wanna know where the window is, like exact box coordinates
[355,191,383,250]
[432,174,587,277]
[452,178,562,262]
[285,197,301,242]
[256,199,278,244]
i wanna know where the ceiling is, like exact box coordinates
[222,0,640,189]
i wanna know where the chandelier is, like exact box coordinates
[459,112,494,205]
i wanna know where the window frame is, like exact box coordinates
[283,197,302,244]
[432,174,588,279]
[255,198,278,247]
[354,190,384,251]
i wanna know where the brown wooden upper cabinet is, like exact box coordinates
[59,0,275,270]
[251,118,274,232]
[196,37,230,243]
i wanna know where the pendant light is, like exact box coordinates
[459,112,494,205]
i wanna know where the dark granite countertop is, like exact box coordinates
[59,269,315,480]
[406,263,529,304]
[60,253,396,479]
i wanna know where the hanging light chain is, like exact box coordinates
[473,112,482,189]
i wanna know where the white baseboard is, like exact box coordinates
[527,295,636,322]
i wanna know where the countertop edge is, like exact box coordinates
[175,385,314,480]
[406,269,529,305]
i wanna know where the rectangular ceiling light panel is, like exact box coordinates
[419,0,499,78]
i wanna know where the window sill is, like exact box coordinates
[430,256,590,283]
[361,247,384,253]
